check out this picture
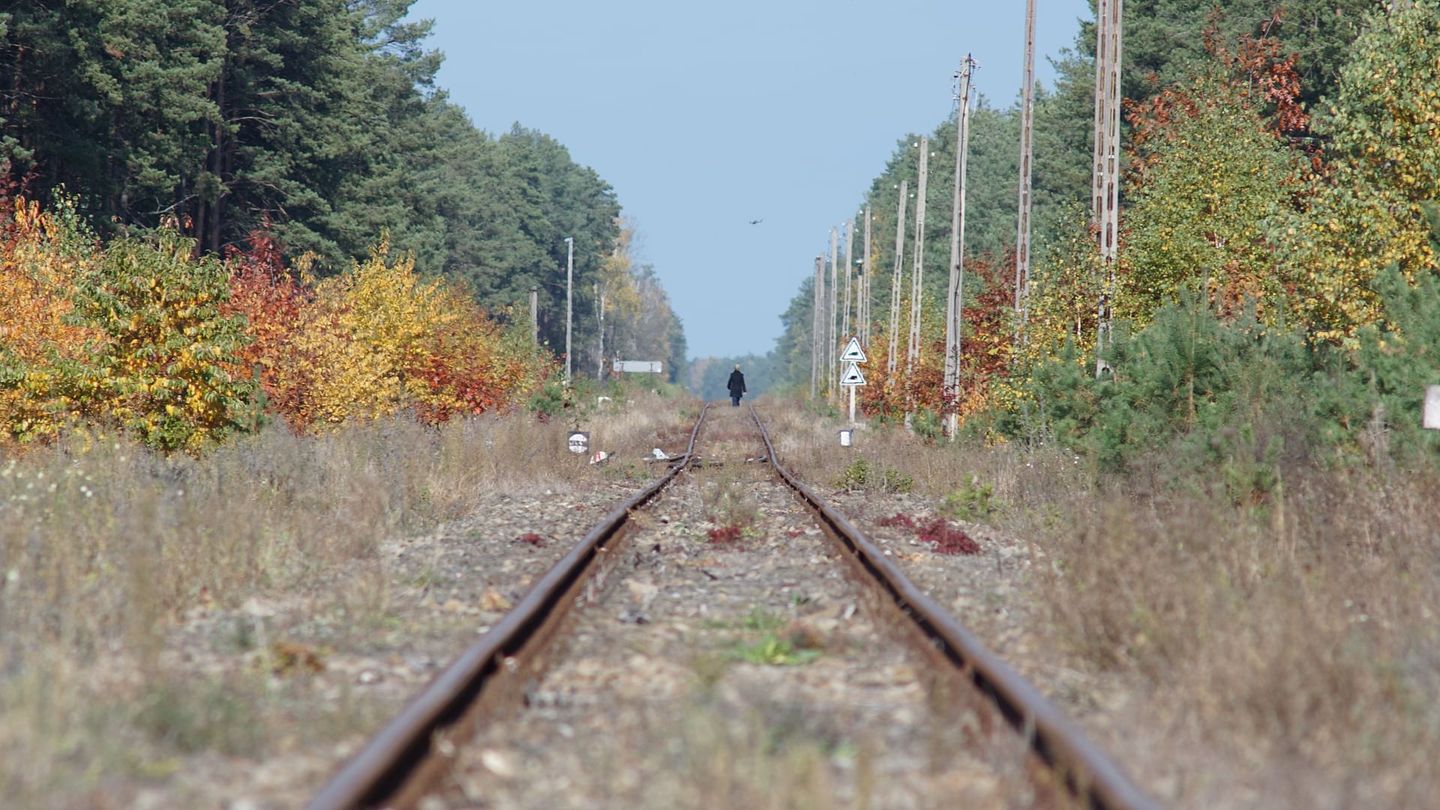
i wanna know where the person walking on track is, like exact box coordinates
[727,365,747,407]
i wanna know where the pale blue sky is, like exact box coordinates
[408,0,1092,358]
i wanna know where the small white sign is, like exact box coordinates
[567,432,590,454]
[838,428,854,447]
[1425,385,1440,430]
[840,337,867,363]
[613,360,663,373]
[839,362,866,386]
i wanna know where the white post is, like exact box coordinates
[564,236,574,387]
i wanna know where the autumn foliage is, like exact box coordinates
[0,198,97,443]
[2,197,551,450]
[860,255,1014,424]
[227,235,549,432]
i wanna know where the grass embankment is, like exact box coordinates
[759,395,1440,808]
[0,390,696,806]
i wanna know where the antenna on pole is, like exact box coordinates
[944,55,976,439]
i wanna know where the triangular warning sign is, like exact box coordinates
[840,337,867,363]
[839,362,866,386]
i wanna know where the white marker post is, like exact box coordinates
[1424,385,1440,430]
[839,337,868,425]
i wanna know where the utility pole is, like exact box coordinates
[595,281,606,380]
[828,226,840,400]
[529,285,539,347]
[907,137,929,374]
[861,205,873,344]
[1092,0,1123,377]
[564,236,574,387]
[842,218,855,344]
[1016,0,1037,331]
[887,180,908,377]
[944,56,976,439]
[811,255,823,400]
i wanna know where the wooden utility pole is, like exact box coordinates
[887,180,908,377]
[944,56,976,439]
[861,205,873,344]
[1016,0,1037,329]
[842,217,855,342]
[828,226,840,399]
[907,137,929,374]
[811,255,823,399]
[1092,0,1123,377]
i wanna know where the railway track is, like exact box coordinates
[309,403,1155,809]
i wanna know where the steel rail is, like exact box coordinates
[750,406,1159,810]
[308,404,710,810]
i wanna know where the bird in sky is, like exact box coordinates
[748,218,764,225]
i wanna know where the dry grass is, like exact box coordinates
[0,388,697,806]
[1025,465,1440,808]
[756,396,1440,808]
[754,396,1073,504]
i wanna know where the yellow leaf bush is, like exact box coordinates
[3,199,550,449]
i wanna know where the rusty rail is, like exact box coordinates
[750,406,1158,810]
[307,405,709,810]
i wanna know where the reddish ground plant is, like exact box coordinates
[784,529,804,539]
[878,513,918,530]
[706,525,744,545]
[879,513,979,555]
[516,532,546,547]
[917,517,980,555]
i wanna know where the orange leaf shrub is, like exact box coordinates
[2,196,259,452]
[0,197,99,443]
[226,234,549,432]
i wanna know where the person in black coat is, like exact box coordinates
[727,365,747,406]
